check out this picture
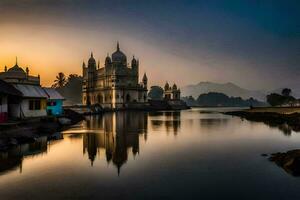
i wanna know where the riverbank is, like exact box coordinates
[269,149,300,177]
[0,109,84,151]
[225,108,300,176]
[65,100,190,115]
[225,107,300,132]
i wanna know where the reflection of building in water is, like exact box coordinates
[83,111,148,175]
[0,136,49,175]
[149,111,181,135]
[199,118,229,130]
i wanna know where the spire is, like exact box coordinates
[82,61,86,67]
[143,72,147,81]
[4,65,7,72]
[91,52,93,58]
[16,56,18,65]
[117,41,120,51]
[97,60,100,69]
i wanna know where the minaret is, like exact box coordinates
[26,67,29,77]
[142,73,148,89]
[82,61,86,77]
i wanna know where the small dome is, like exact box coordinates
[142,73,147,81]
[105,54,112,64]
[131,56,137,66]
[7,64,26,74]
[172,84,177,90]
[164,82,170,90]
[88,52,96,66]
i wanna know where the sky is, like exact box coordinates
[0,0,299,90]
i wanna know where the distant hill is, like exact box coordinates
[182,92,267,107]
[182,82,266,101]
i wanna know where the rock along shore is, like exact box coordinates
[269,150,300,176]
[224,110,300,132]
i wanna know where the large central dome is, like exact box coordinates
[7,64,26,74]
[112,42,127,63]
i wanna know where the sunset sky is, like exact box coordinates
[0,0,299,90]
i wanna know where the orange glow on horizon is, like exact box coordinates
[0,23,207,87]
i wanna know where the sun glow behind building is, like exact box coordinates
[0,0,299,90]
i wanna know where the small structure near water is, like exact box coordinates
[43,88,65,116]
[0,59,65,121]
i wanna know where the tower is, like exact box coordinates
[87,52,96,88]
[142,73,148,89]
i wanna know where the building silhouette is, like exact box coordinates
[82,43,148,109]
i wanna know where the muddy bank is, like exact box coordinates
[225,111,300,132]
[269,150,300,176]
[0,109,84,151]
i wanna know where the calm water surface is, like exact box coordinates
[0,108,300,199]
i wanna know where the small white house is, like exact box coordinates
[10,84,48,118]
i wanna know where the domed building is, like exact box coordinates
[0,58,41,85]
[164,81,181,100]
[0,58,48,118]
[82,42,148,109]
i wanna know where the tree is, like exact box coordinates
[56,74,83,104]
[148,86,164,100]
[52,72,67,88]
[266,93,295,106]
[281,88,292,97]
[182,96,198,106]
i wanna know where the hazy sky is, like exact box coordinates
[0,0,299,90]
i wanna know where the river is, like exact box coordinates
[0,108,300,199]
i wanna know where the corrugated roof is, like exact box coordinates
[13,84,48,98]
[43,88,64,100]
[0,80,23,96]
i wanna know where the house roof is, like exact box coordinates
[43,88,64,100]
[0,80,22,96]
[13,84,48,98]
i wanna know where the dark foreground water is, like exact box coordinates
[0,108,300,200]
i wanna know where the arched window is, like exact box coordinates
[126,94,130,102]
[97,95,101,103]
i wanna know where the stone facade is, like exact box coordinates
[164,82,181,100]
[82,43,148,109]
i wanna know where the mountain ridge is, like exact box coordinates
[182,81,266,101]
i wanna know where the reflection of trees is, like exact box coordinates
[0,136,50,175]
[265,122,293,136]
[150,111,181,135]
[83,112,148,175]
[199,118,229,130]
